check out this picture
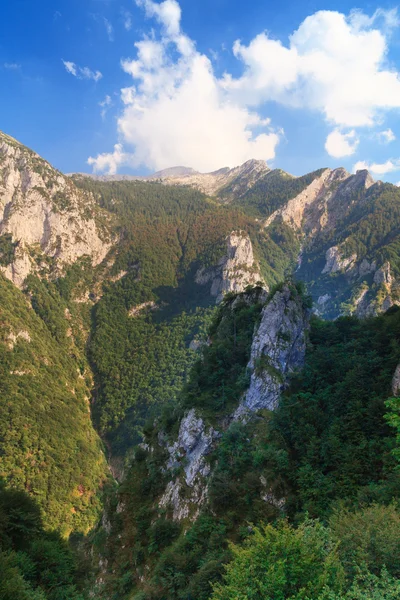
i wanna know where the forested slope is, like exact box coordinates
[90,288,400,600]
[72,178,300,459]
[0,274,107,535]
[2,131,400,599]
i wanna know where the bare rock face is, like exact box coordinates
[265,168,335,230]
[0,132,112,286]
[128,301,157,317]
[6,328,31,350]
[264,167,375,246]
[358,259,376,277]
[235,285,310,418]
[150,159,270,196]
[1,243,33,287]
[392,364,400,396]
[157,286,309,521]
[264,168,351,232]
[159,409,220,521]
[374,262,393,286]
[336,261,400,318]
[322,246,357,275]
[196,231,266,302]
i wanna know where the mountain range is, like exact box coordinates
[1,129,400,599]
[2,130,399,319]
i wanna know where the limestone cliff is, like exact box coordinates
[155,285,309,522]
[0,131,112,286]
[264,168,343,230]
[235,285,310,418]
[158,409,220,521]
[196,231,266,302]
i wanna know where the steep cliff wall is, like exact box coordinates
[0,132,112,286]
[153,284,309,522]
[235,285,310,418]
[196,231,266,302]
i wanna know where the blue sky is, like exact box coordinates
[1,0,400,181]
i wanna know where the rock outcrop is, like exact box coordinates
[264,168,337,230]
[392,364,400,396]
[159,409,220,520]
[196,231,265,302]
[128,301,157,317]
[156,285,309,521]
[353,262,399,318]
[264,168,375,237]
[235,285,310,418]
[0,131,112,286]
[322,246,358,275]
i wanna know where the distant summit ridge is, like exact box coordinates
[71,158,270,196]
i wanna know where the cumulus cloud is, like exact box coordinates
[224,9,400,127]
[348,7,400,31]
[377,128,396,143]
[88,0,280,173]
[88,2,400,174]
[353,158,400,175]
[88,144,131,174]
[137,0,181,37]
[62,60,102,81]
[325,129,359,158]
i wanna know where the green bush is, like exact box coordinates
[212,520,344,600]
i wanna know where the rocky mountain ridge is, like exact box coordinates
[0,131,112,287]
[4,127,400,322]
[2,130,400,600]
[72,158,270,196]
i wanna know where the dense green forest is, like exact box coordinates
[3,145,400,600]
[0,274,107,535]
[0,479,86,599]
[70,179,300,456]
[92,292,400,600]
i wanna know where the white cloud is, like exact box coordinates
[99,95,112,119]
[88,144,131,175]
[223,8,400,128]
[353,158,400,175]
[377,128,396,143]
[121,9,132,31]
[396,181,400,186]
[88,0,280,173]
[63,61,77,76]
[325,129,359,158]
[62,60,102,82]
[353,160,369,171]
[137,0,181,37]
[348,7,400,31]
[104,18,114,42]
[88,3,400,174]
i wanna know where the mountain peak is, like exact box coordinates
[353,168,375,189]
[150,166,199,178]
